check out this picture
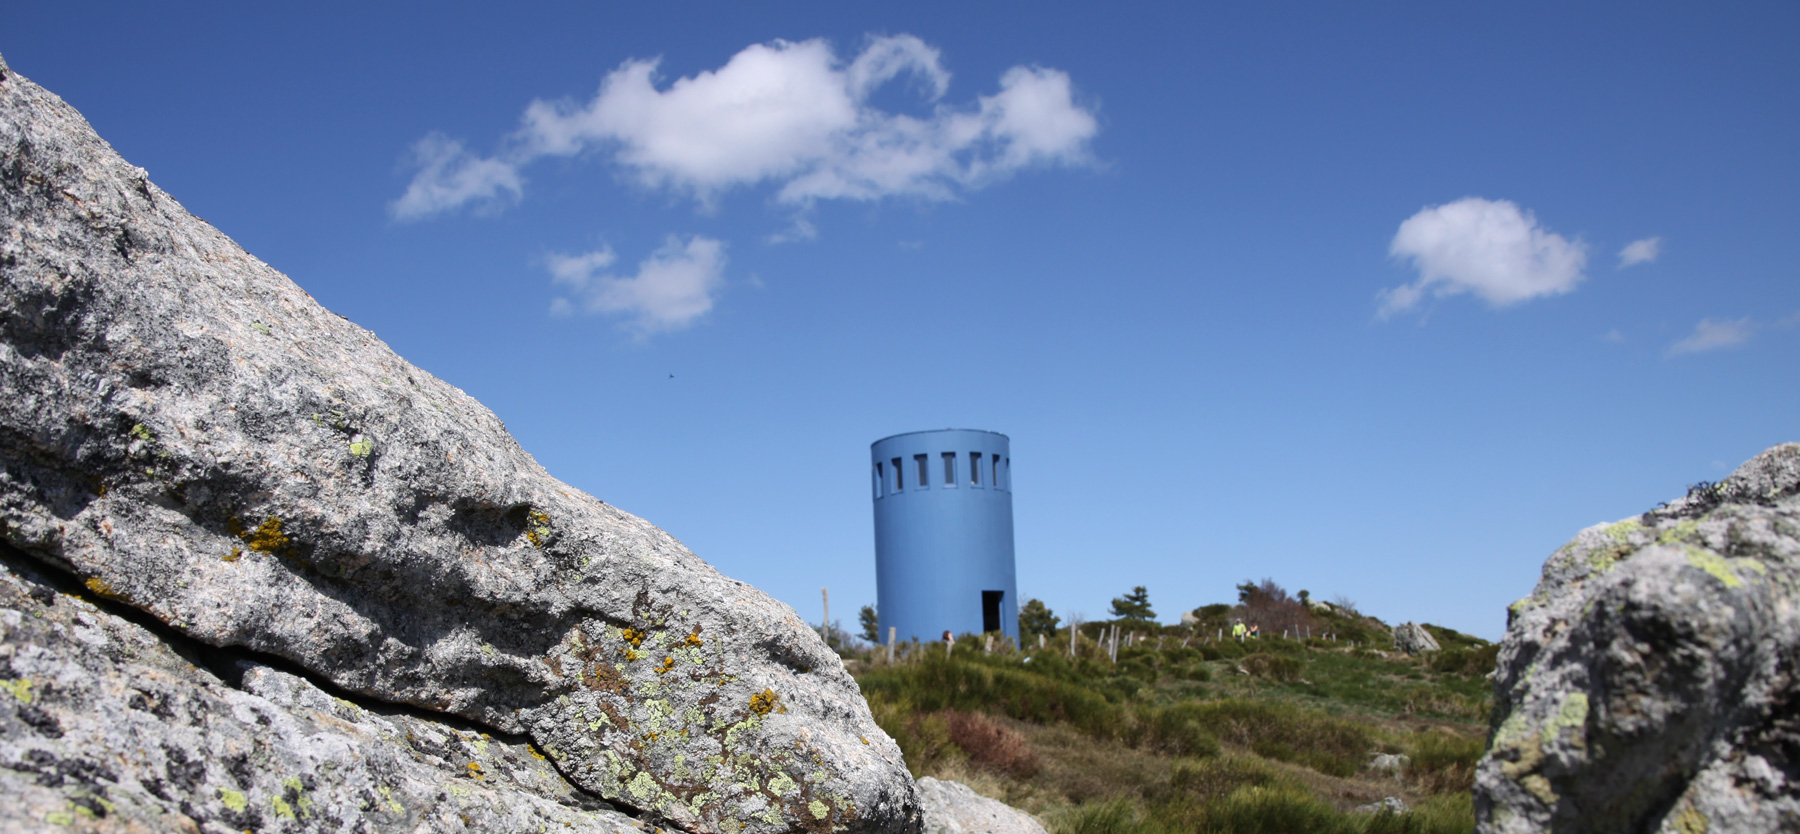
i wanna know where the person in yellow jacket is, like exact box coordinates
[1231,620,1248,641]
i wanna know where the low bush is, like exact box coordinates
[1136,702,1224,758]
[858,656,1120,737]
[1239,653,1303,682]
[866,699,960,777]
[1429,644,1501,677]
[943,710,1041,778]
[1406,730,1485,794]
[1183,699,1374,777]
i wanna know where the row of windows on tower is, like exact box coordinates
[873,452,1009,498]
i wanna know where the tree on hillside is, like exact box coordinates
[1234,578,1315,635]
[859,604,880,644]
[1019,598,1060,642]
[1109,586,1157,626]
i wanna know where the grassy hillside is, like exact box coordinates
[844,609,1497,833]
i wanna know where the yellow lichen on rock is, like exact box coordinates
[749,688,779,716]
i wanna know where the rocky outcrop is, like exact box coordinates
[0,545,642,832]
[1476,443,1800,833]
[0,52,916,834]
[914,777,1046,834]
[1391,622,1439,655]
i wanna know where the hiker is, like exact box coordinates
[941,630,955,646]
[1231,619,1247,641]
[1248,623,1260,640]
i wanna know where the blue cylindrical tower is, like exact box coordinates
[871,429,1016,645]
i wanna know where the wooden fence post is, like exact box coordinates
[887,627,896,664]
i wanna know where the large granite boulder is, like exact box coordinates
[0,545,642,832]
[1391,622,1439,655]
[1476,443,1800,833]
[0,52,916,834]
[914,777,1046,834]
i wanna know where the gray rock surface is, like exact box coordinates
[0,52,916,834]
[914,777,1045,834]
[1366,752,1410,776]
[1354,797,1408,815]
[0,546,642,832]
[1391,622,1439,655]
[1476,443,1800,834]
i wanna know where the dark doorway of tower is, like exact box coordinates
[982,590,1005,634]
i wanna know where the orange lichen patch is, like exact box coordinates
[84,577,122,600]
[655,656,676,675]
[750,688,780,716]
[223,547,243,563]
[242,518,287,553]
[527,744,547,761]
[227,515,289,553]
[621,628,646,648]
[524,511,552,547]
[465,762,484,779]
[684,630,703,648]
[624,649,641,662]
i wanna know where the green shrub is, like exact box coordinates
[1138,703,1223,758]
[1055,798,1143,834]
[866,698,960,777]
[1183,699,1374,777]
[1162,754,1284,802]
[1406,730,1485,794]
[1191,785,1358,834]
[1239,653,1303,682]
[1429,644,1501,678]
[858,656,1121,737]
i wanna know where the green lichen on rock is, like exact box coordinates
[219,787,248,813]
[1685,547,1743,588]
[2,677,33,703]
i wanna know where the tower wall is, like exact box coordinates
[870,429,1016,644]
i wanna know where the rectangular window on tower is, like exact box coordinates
[891,458,903,492]
[982,591,1004,634]
[873,463,883,499]
[915,454,929,489]
[942,452,957,487]
[969,452,982,487]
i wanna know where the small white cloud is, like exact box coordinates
[548,235,727,335]
[1603,329,1625,343]
[394,35,1098,218]
[765,217,818,244]
[1380,197,1587,318]
[1618,237,1662,269]
[389,133,524,221]
[1666,317,1754,356]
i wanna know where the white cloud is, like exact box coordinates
[1618,237,1662,268]
[1380,197,1588,318]
[548,236,727,334]
[389,133,525,220]
[393,35,1097,219]
[765,217,818,245]
[1666,317,1754,356]
[1603,329,1625,343]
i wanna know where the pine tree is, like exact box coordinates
[1109,586,1156,626]
[1018,598,1060,641]
[858,604,880,644]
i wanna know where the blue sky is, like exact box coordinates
[9,3,1796,640]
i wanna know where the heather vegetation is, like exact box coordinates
[844,582,1493,833]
